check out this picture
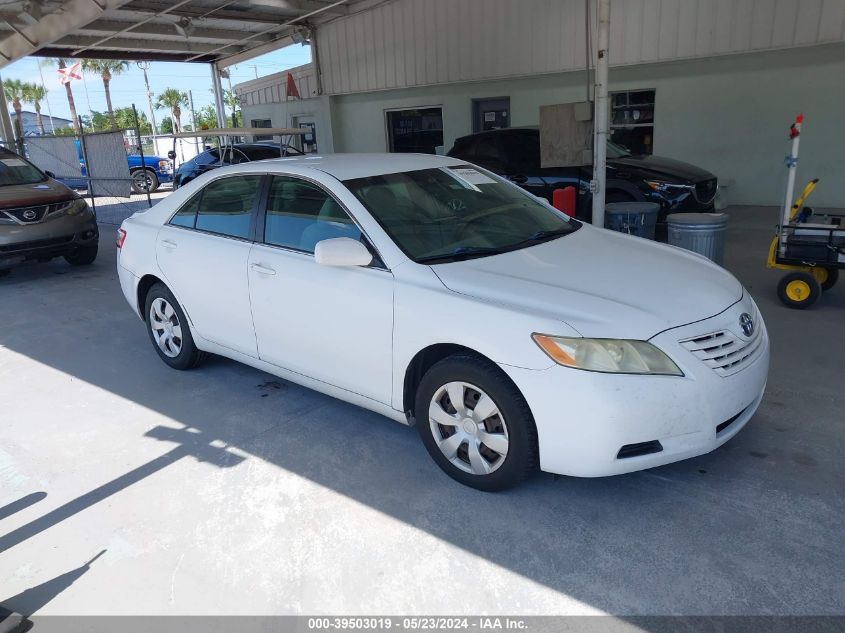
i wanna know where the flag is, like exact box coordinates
[285,72,300,100]
[58,62,82,85]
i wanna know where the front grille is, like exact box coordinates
[1,201,73,225]
[679,306,764,377]
[693,179,718,204]
[0,235,73,254]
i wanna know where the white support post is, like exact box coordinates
[210,63,227,130]
[0,73,16,147]
[591,0,611,228]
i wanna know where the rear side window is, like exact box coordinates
[263,176,361,253]
[194,175,262,239]
[170,192,201,228]
[505,133,541,170]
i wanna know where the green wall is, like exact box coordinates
[329,44,845,207]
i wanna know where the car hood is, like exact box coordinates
[430,225,742,340]
[609,154,714,183]
[0,179,77,210]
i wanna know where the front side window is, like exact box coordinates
[264,176,361,253]
[193,175,262,239]
[344,166,578,263]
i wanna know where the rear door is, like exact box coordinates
[155,174,263,357]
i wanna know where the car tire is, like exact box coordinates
[414,354,538,491]
[777,271,821,309]
[131,169,160,194]
[143,282,207,370]
[64,244,98,266]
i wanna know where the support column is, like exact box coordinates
[0,74,17,148]
[210,63,227,129]
[591,0,610,228]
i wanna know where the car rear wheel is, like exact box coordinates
[144,283,207,370]
[132,169,160,194]
[415,355,537,491]
[64,244,98,266]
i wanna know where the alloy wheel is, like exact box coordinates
[428,381,509,475]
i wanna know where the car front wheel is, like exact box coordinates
[144,283,207,370]
[64,244,98,266]
[415,355,537,491]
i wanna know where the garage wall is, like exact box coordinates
[329,43,845,207]
[317,0,845,95]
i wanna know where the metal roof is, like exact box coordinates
[0,0,367,69]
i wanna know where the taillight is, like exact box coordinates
[116,228,127,249]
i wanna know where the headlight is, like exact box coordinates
[532,334,683,376]
[65,198,89,216]
[645,180,693,194]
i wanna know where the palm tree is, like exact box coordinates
[81,59,128,129]
[3,78,29,141]
[43,58,81,134]
[23,83,47,135]
[155,88,187,133]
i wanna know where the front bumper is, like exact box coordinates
[501,294,769,477]
[0,211,98,269]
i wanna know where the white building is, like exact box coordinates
[235,0,845,207]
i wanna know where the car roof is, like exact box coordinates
[251,152,467,180]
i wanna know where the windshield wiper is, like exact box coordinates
[417,246,508,264]
[509,228,573,248]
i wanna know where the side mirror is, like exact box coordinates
[167,151,177,160]
[45,170,55,179]
[314,238,373,267]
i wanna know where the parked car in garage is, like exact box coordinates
[0,148,98,277]
[172,142,303,189]
[447,127,718,237]
[116,153,768,490]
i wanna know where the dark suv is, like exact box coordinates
[0,148,98,277]
[447,128,718,235]
[173,143,303,189]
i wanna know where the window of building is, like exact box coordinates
[194,175,262,239]
[610,89,655,155]
[386,107,444,155]
[264,176,361,253]
[251,118,273,141]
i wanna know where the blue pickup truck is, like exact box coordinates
[64,140,173,193]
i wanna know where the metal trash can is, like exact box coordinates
[605,202,660,240]
[666,212,729,265]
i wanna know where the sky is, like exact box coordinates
[0,44,311,126]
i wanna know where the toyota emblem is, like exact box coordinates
[739,313,754,337]
[22,209,36,221]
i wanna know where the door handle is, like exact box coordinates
[160,239,177,249]
[250,263,276,276]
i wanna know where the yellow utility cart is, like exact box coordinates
[767,115,844,308]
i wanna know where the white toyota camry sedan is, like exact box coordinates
[117,153,769,490]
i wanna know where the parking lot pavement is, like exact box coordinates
[0,206,843,617]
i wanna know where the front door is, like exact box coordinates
[155,174,263,357]
[473,98,510,133]
[247,174,394,404]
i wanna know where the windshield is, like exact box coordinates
[344,166,579,263]
[0,154,47,186]
[607,141,632,158]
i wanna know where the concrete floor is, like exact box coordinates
[0,206,842,617]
